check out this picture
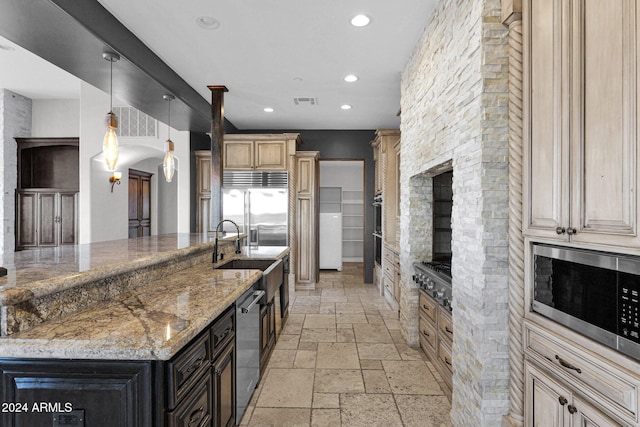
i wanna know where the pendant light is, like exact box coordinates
[102,51,120,171]
[163,94,176,183]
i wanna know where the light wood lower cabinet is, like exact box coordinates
[382,246,400,311]
[418,289,453,395]
[524,321,639,426]
[525,361,620,427]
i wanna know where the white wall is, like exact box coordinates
[319,161,364,191]
[79,81,189,243]
[31,99,79,137]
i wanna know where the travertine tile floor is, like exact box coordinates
[241,263,453,427]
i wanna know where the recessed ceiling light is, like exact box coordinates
[196,16,221,30]
[351,15,370,27]
[0,44,15,52]
[264,107,274,113]
[344,74,359,83]
[341,104,352,110]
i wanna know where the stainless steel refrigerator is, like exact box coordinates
[221,171,288,246]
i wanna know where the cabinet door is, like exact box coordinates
[16,192,37,249]
[254,141,287,170]
[37,192,57,247]
[570,0,640,248]
[59,192,77,245]
[296,157,315,195]
[213,342,235,427]
[0,359,152,427]
[572,396,620,427]
[223,141,254,170]
[524,0,570,240]
[525,362,571,427]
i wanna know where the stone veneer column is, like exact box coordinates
[400,0,510,425]
[0,90,31,254]
[502,1,525,425]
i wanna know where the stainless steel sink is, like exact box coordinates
[216,258,283,302]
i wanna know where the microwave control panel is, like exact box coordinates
[620,280,640,343]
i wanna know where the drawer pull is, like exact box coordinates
[422,304,430,311]
[567,404,577,414]
[558,396,568,406]
[555,355,582,374]
[444,357,452,367]
[445,326,453,335]
[216,326,232,342]
[188,406,205,426]
[422,330,430,337]
[185,356,204,374]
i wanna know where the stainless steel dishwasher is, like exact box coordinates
[236,285,264,424]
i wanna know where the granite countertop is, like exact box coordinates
[0,233,245,307]
[0,235,289,361]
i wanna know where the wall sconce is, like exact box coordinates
[109,171,122,192]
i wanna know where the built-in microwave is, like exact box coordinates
[532,243,640,360]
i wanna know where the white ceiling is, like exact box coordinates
[1,0,439,130]
[0,35,80,100]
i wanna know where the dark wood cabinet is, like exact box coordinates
[15,138,79,251]
[0,359,153,427]
[128,169,152,238]
[0,306,238,427]
[212,340,235,427]
[259,298,277,374]
[16,191,77,250]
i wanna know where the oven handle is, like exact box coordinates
[241,290,265,313]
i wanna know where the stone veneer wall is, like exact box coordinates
[400,0,510,425]
[0,90,31,254]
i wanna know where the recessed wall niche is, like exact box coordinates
[17,138,79,190]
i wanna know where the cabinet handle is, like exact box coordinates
[567,404,577,414]
[555,355,582,374]
[422,330,430,337]
[555,227,566,235]
[566,227,577,235]
[185,356,204,374]
[558,396,568,406]
[217,326,232,343]
[445,326,453,335]
[444,357,452,366]
[188,406,205,426]
[422,304,430,311]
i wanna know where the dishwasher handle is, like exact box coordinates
[240,290,265,313]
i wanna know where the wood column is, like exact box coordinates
[502,1,524,426]
[208,85,228,231]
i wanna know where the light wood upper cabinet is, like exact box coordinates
[370,129,401,247]
[223,140,254,170]
[524,0,640,250]
[223,134,299,171]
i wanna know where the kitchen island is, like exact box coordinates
[0,234,289,426]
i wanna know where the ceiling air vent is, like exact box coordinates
[293,97,318,106]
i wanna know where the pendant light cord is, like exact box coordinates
[168,98,171,140]
[109,60,113,112]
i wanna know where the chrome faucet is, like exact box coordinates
[212,219,242,262]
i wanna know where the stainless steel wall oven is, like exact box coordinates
[532,243,640,360]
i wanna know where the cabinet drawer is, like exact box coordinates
[419,314,437,350]
[167,332,211,409]
[525,323,638,421]
[438,340,453,374]
[438,309,453,344]
[167,369,213,427]
[419,290,437,323]
[384,250,395,264]
[211,306,235,358]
